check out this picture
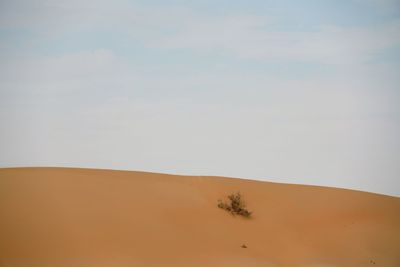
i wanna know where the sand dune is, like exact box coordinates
[0,167,399,267]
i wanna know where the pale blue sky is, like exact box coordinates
[1,0,400,196]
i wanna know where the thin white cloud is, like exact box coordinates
[2,1,399,65]
[155,16,400,65]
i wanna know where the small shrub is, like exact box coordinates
[217,192,252,218]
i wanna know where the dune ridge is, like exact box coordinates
[1,167,399,267]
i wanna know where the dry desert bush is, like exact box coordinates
[218,192,252,218]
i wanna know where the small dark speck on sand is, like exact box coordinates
[241,244,247,248]
[370,260,376,264]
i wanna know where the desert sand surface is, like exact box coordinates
[0,167,399,267]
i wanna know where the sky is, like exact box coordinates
[1,0,400,196]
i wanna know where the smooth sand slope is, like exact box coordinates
[0,168,399,267]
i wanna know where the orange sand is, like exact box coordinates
[1,167,399,267]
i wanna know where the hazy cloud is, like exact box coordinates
[155,15,400,64]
